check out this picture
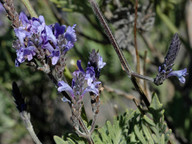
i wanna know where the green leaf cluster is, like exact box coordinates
[54,94,172,144]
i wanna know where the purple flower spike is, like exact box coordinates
[13,12,78,66]
[167,68,188,83]
[57,58,102,100]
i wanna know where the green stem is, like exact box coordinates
[20,0,38,18]
[78,117,94,144]
[156,6,178,34]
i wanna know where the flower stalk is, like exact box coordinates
[20,0,38,18]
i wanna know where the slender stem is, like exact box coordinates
[143,51,149,99]
[131,76,150,107]
[74,126,87,138]
[20,112,42,144]
[134,0,140,74]
[78,117,94,144]
[90,95,100,134]
[131,72,154,82]
[20,0,38,18]
[88,0,132,76]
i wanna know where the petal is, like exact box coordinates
[83,81,101,96]
[98,54,106,69]
[38,15,45,24]
[85,67,95,86]
[14,28,30,45]
[52,56,59,65]
[58,81,73,94]
[179,76,185,84]
[64,24,77,42]
[51,50,60,65]
[19,12,29,26]
[45,26,57,44]
[15,59,20,67]
[167,68,188,84]
[77,60,85,73]
[64,41,74,51]
[61,97,71,103]
[168,68,187,78]
[54,23,66,38]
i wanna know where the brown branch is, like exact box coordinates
[143,51,149,98]
[104,85,140,103]
[134,0,140,74]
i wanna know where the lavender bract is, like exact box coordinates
[13,12,77,66]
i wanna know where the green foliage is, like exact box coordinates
[0,93,15,133]
[54,94,172,144]
[49,0,92,13]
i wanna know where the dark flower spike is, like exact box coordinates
[154,33,187,85]
[88,49,106,78]
[12,82,27,112]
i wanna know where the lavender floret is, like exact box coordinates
[167,68,188,84]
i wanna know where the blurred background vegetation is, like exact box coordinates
[0,0,191,143]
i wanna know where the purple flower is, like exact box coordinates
[13,12,77,66]
[167,68,188,84]
[58,81,74,97]
[16,46,36,63]
[97,53,106,69]
[50,49,60,65]
[64,24,77,51]
[57,60,101,101]
[64,24,77,42]
[53,23,66,38]
[85,67,95,86]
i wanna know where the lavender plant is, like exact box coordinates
[0,0,190,144]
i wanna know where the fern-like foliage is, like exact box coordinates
[54,94,172,144]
